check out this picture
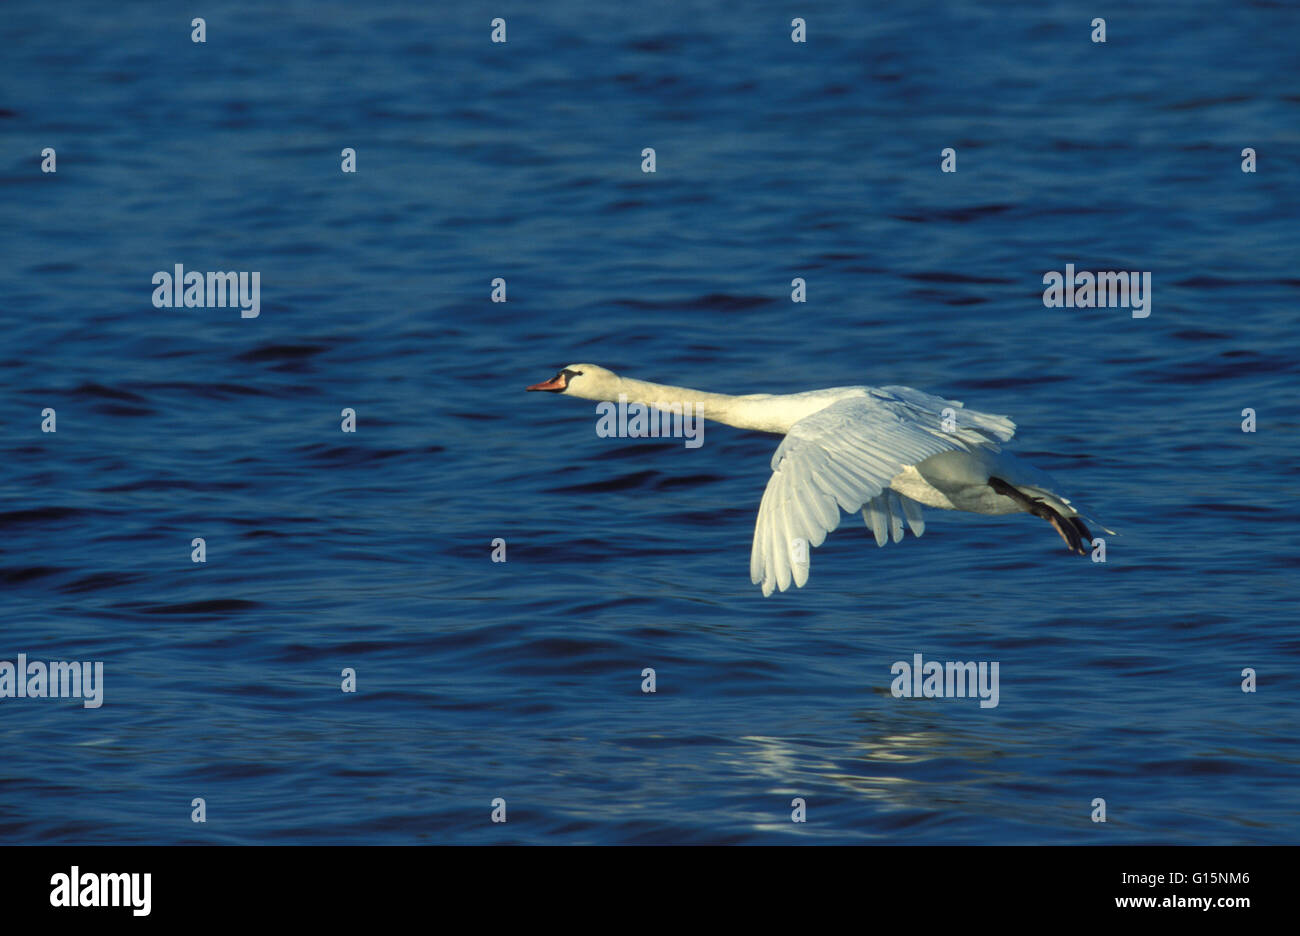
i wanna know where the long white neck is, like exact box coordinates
[588,375,836,434]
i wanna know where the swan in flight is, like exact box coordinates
[528,365,1109,596]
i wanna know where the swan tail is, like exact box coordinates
[987,477,1115,555]
[1015,484,1117,538]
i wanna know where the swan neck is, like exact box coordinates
[611,377,774,432]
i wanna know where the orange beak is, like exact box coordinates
[526,374,567,392]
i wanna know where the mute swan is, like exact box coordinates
[528,364,1110,596]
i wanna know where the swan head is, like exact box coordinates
[526,364,619,400]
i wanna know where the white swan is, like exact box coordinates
[528,364,1110,596]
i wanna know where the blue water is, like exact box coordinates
[1,1,1297,844]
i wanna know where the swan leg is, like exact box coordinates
[987,476,1087,556]
[1068,515,1093,545]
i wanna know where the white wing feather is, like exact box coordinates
[749,387,1015,596]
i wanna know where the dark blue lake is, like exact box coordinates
[1,1,1297,844]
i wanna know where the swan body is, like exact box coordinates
[528,364,1109,596]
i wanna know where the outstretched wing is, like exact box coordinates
[749,387,1015,596]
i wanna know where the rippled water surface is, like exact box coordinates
[1,1,1298,844]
